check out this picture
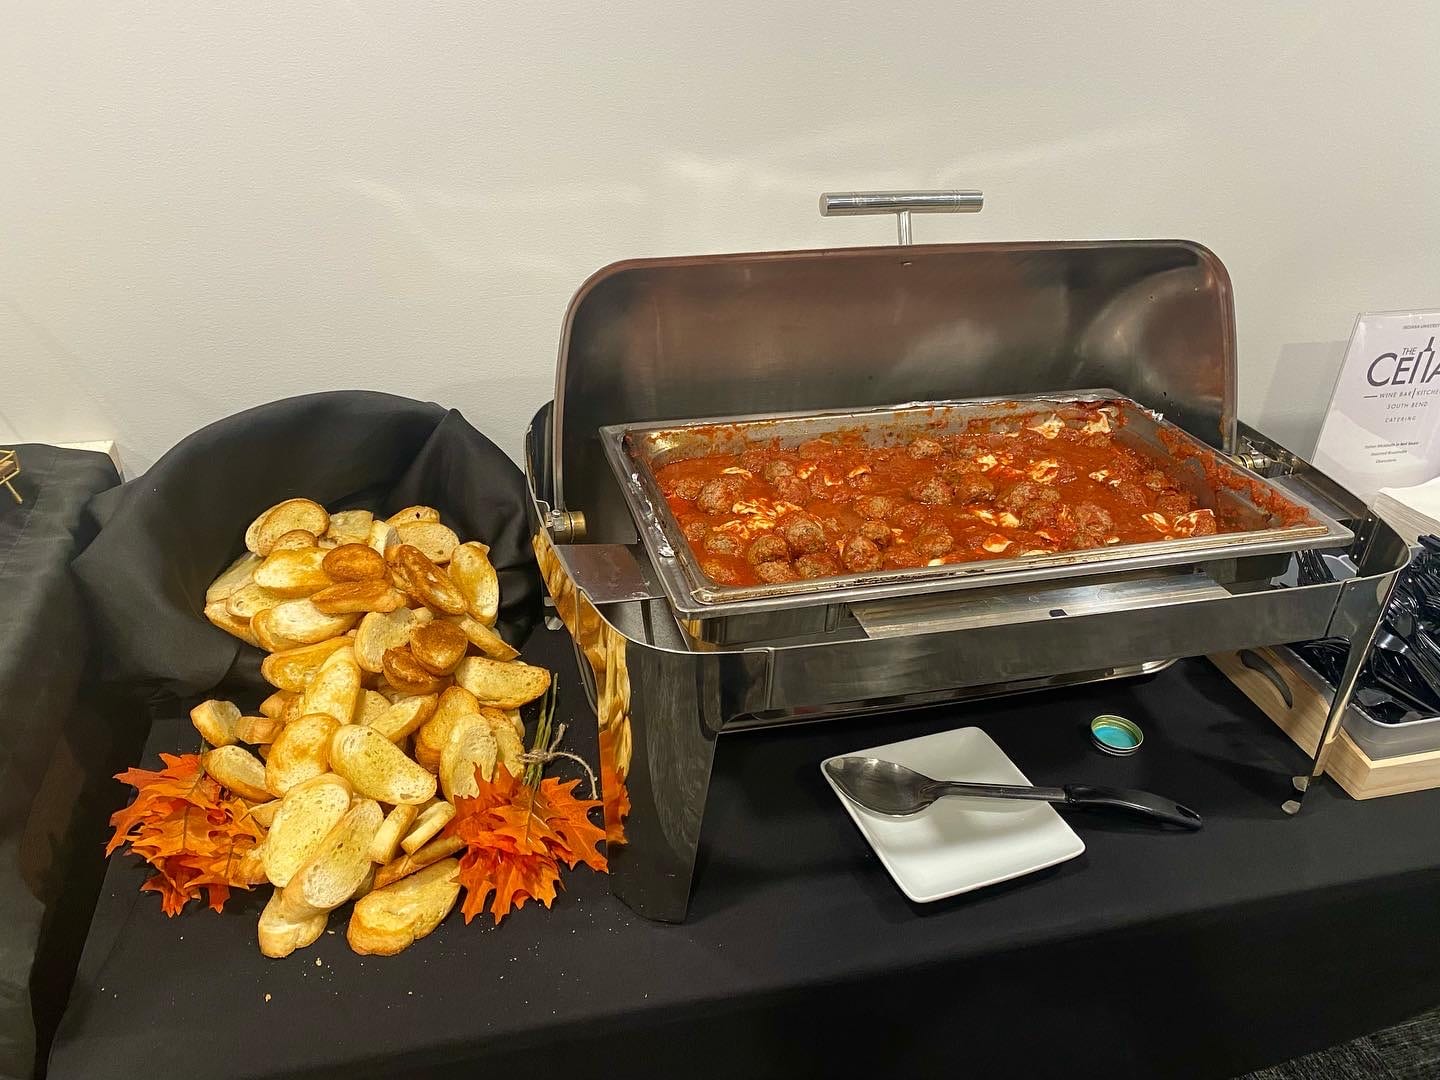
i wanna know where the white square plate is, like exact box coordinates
[822,727,1085,903]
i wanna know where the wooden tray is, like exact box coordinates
[1211,646,1440,799]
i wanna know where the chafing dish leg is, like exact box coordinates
[1285,624,1381,814]
[600,639,720,923]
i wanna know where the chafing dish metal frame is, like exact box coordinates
[526,236,1409,923]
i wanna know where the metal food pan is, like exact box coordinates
[601,390,1353,618]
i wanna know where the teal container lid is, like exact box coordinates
[1090,714,1144,756]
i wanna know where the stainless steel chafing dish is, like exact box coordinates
[602,391,1353,645]
[524,191,1410,922]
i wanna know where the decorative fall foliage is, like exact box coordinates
[106,753,267,916]
[447,766,606,925]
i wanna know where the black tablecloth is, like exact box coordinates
[50,626,1440,1080]
[0,445,134,1080]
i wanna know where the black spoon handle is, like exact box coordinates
[1062,785,1204,830]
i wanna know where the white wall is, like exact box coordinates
[3,1,1438,474]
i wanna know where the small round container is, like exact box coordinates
[1090,714,1144,756]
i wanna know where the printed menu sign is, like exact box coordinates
[1313,310,1440,503]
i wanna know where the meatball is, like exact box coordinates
[856,494,896,520]
[746,534,790,565]
[848,470,879,493]
[701,560,743,586]
[669,476,704,501]
[738,449,769,474]
[953,472,996,503]
[1082,432,1112,449]
[890,502,929,530]
[1020,501,1061,529]
[1114,481,1150,507]
[1155,492,1191,516]
[1071,503,1114,548]
[841,535,883,573]
[682,519,710,543]
[913,527,954,558]
[777,513,827,555]
[754,560,800,584]
[762,459,796,484]
[908,437,945,460]
[795,553,840,579]
[772,476,810,506]
[703,531,741,556]
[883,546,926,570]
[696,477,741,515]
[910,477,955,506]
[1141,470,1168,491]
[998,481,1058,513]
[858,519,892,546]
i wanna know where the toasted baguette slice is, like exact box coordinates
[206,551,261,605]
[453,656,550,709]
[440,715,498,802]
[191,699,240,746]
[449,542,500,624]
[385,505,440,526]
[248,800,280,828]
[280,799,383,916]
[234,715,284,745]
[253,600,357,650]
[325,509,374,546]
[381,647,447,695]
[232,841,270,885]
[410,620,468,675]
[353,607,425,674]
[204,600,261,646]
[357,689,389,727]
[259,689,294,718]
[484,711,525,778]
[258,888,329,958]
[366,693,438,743]
[263,773,354,887]
[414,687,479,771]
[400,800,456,854]
[265,713,340,796]
[297,646,361,724]
[447,613,518,661]
[254,547,332,597]
[394,521,458,564]
[202,745,271,801]
[367,520,400,557]
[246,499,330,558]
[394,546,467,614]
[330,725,437,805]
[224,582,288,620]
[260,637,352,693]
[311,580,406,614]
[373,834,464,889]
[347,858,461,956]
[369,803,420,865]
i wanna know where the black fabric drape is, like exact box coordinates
[0,445,125,1080]
[71,391,540,704]
[47,628,1440,1080]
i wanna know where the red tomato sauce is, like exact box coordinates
[653,404,1250,588]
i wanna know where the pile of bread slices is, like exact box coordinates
[193,498,550,957]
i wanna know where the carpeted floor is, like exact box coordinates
[1241,1008,1440,1079]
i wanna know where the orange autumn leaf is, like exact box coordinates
[448,766,606,925]
[106,752,266,916]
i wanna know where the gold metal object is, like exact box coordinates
[0,449,20,504]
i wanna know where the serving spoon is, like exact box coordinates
[825,757,1203,830]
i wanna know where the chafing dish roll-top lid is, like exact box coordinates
[552,241,1237,546]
